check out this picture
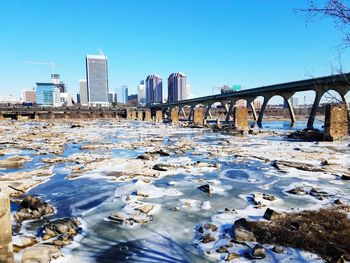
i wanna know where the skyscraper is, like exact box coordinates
[137,80,146,106]
[79,79,88,106]
[168,72,187,103]
[86,55,109,106]
[120,85,128,104]
[146,74,162,105]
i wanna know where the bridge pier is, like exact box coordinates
[181,107,187,119]
[248,101,258,121]
[145,111,152,122]
[137,111,143,121]
[257,95,272,128]
[323,104,349,140]
[155,110,163,123]
[307,90,324,129]
[283,97,296,125]
[193,107,205,125]
[0,194,14,263]
[188,106,194,122]
[204,104,212,120]
[225,101,234,122]
[171,108,179,124]
[233,107,249,131]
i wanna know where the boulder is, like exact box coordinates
[21,245,61,263]
[14,196,55,222]
[42,217,81,240]
[250,244,266,259]
[198,184,213,194]
[137,154,152,160]
[273,245,285,254]
[232,218,256,242]
[287,187,307,196]
[226,252,240,261]
[13,235,38,252]
[263,208,284,221]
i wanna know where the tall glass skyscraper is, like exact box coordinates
[146,74,162,105]
[79,79,88,106]
[168,72,187,103]
[86,55,109,106]
[36,83,60,107]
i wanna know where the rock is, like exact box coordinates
[250,244,266,259]
[13,235,38,252]
[108,212,153,226]
[262,193,276,201]
[14,196,55,222]
[200,234,215,243]
[198,184,212,194]
[45,234,74,248]
[341,174,350,180]
[21,245,61,263]
[42,217,81,240]
[135,204,155,214]
[287,187,307,196]
[263,208,284,221]
[232,218,256,242]
[203,223,218,232]
[216,246,229,253]
[137,154,152,160]
[152,164,167,171]
[155,149,170,156]
[273,245,285,254]
[226,252,240,261]
[0,155,31,169]
[334,199,344,205]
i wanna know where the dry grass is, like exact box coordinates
[250,208,350,262]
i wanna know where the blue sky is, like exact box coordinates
[0,0,349,103]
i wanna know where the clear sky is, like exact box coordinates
[0,0,349,103]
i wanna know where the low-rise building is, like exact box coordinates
[21,90,36,104]
[36,83,60,107]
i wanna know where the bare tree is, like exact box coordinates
[298,0,350,46]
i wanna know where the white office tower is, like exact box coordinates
[86,55,109,106]
[137,80,146,106]
[79,79,88,106]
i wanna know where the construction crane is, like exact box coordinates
[24,61,56,74]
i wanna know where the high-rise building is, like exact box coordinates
[86,55,109,106]
[36,83,60,107]
[21,90,36,104]
[186,84,191,99]
[146,74,162,105]
[168,72,187,103]
[79,79,88,106]
[120,85,128,104]
[137,80,146,106]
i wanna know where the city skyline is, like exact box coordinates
[1,1,350,104]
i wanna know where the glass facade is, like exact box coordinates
[36,83,60,106]
[86,55,109,105]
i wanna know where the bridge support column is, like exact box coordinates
[284,97,296,125]
[233,107,249,131]
[155,110,163,123]
[257,95,272,127]
[249,101,258,121]
[0,194,14,263]
[171,108,179,124]
[307,91,324,129]
[131,111,137,120]
[323,104,349,140]
[137,111,143,121]
[188,106,194,122]
[340,93,350,128]
[181,107,187,119]
[204,104,212,120]
[193,107,205,126]
[145,111,152,122]
[126,109,132,119]
[225,101,234,122]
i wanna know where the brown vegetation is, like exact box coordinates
[250,208,350,262]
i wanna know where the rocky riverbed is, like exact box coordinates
[0,119,349,262]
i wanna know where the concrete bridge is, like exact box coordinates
[147,73,350,129]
